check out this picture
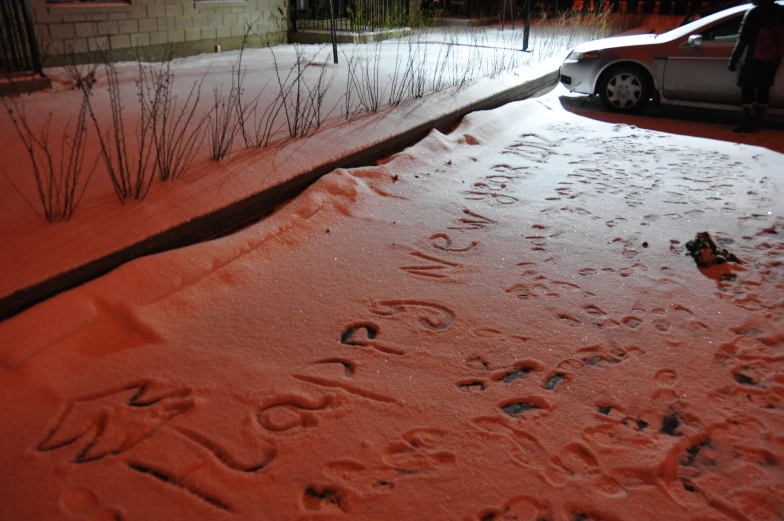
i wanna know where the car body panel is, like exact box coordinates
[569,33,659,53]
[663,38,739,103]
[559,2,784,110]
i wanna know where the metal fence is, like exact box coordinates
[291,0,409,32]
[438,0,713,17]
[290,0,715,32]
[570,0,710,15]
[440,0,503,18]
[0,0,42,74]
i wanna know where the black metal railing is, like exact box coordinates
[0,0,43,74]
[441,0,502,18]
[575,0,710,15]
[434,0,712,17]
[291,0,409,32]
[291,0,716,32]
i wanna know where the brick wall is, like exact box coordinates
[31,0,288,65]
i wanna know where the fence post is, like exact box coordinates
[19,0,43,75]
[291,2,298,32]
[523,0,530,51]
[329,0,338,63]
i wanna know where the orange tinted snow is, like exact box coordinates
[1,99,783,521]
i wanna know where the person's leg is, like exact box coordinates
[753,87,770,131]
[734,87,757,133]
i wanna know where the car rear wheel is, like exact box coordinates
[598,66,652,114]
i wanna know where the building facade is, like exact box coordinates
[5,0,432,72]
[28,0,288,65]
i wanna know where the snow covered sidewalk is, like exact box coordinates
[1,88,782,521]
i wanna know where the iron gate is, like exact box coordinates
[0,0,43,75]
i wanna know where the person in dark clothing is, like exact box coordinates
[727,0,784,132]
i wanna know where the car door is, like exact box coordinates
[662,14,743,104]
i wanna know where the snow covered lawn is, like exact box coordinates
[0,25,570,310]
[0,17,657,316]
[1,87,782,521]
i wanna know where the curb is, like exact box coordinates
[0,73,53,97]
[0,69,560,321]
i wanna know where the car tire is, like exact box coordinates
[597,65,652,114]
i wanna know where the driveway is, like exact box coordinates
[557,85,784,154]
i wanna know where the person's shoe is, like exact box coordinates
[733,104,757,133]
[753,104,768,132]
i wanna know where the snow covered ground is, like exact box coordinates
[1,85,782,520]
[0,18,654,311]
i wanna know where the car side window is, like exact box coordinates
[700,15,743,41]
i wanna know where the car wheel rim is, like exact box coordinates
[606,73,642,108]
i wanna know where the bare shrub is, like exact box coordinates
[343,51,362,120]
[409,34,429,99]
[302,53,339,133]
[80,53,157,201]
[2,94,97,221]
[270,45,338,139]
[447,31,482,89]
[235,22,265,149]
[139,60,208,181]
[208,79,244,161]
[242,20,289,146]
[210,17,298,152]
[243,15,340,147]
[248,80,284,147]
[431,35,456,92]
[248,77,286,147]
[208,21,260,159]
[387,33,435,105]
[343,41,385,114]
[388,38,415,106]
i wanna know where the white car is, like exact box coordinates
[559,2,784,113]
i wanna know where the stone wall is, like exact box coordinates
[30,0,288,65]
